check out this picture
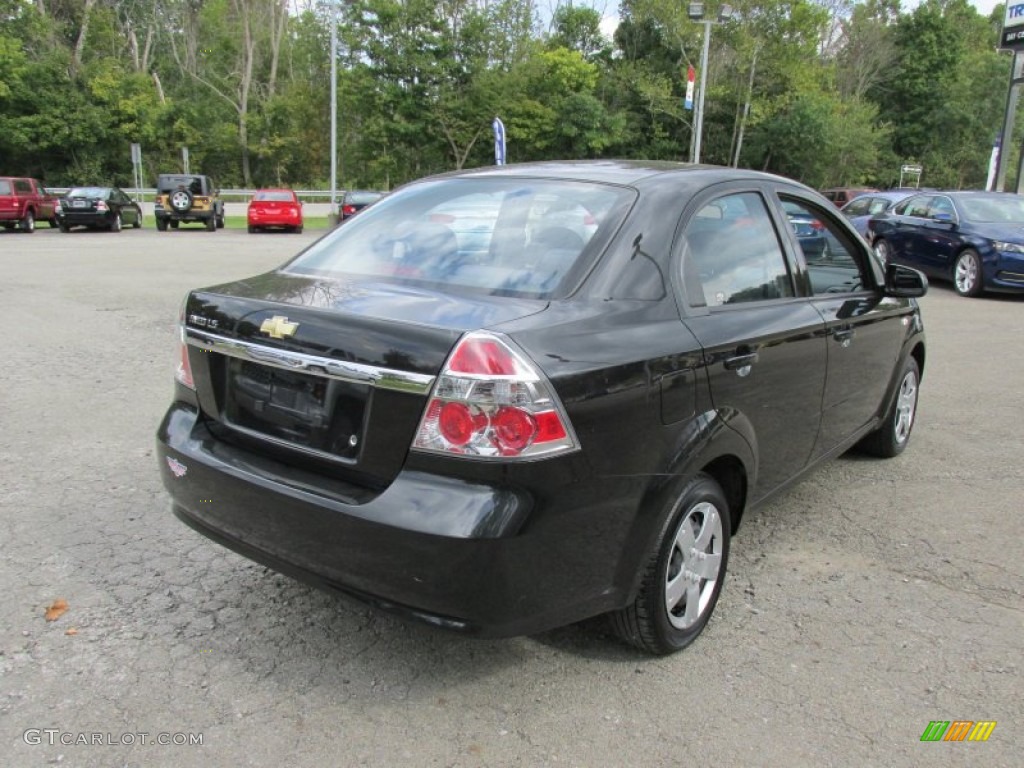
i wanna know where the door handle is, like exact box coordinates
[724,351,759,371]
[832,327,855,346]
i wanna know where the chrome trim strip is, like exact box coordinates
[186,328,436,394]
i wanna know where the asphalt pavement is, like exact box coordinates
[0,226,1021,767]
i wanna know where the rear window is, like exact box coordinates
[254,191,296,202]
[286,178,633,298]
[159,176,203,194]
[346,191,383,205]
[68,187,109,199]
[0,180,10,195]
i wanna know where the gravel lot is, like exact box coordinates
[1,227,1021,767]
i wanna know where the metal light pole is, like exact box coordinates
[688,4,733,165]
[693,20,711,164]
[329,1,339,225]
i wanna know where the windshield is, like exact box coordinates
[958,195,1024,223]
[67,187,109,199]
[286,178,633,299]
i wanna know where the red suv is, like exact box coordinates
[0,177,57,232]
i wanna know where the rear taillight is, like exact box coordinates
[96,201,108,212]
[175,298,195,390]
[413,331,578,459]
[811,219,824,231]
[54,201,62,214]
[342,204,356,215]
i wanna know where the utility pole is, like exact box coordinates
[329,0,339,226]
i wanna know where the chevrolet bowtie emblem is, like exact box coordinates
[259,315,299,339]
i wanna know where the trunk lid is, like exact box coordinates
[64,195,102,213]
[184,271,547,489]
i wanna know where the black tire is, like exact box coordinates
[858,356,920,458]
[610,473,730,655]
[205,216,216,232]
[216,213,225,229]
[58,221,70,233]
[48,218,58,228]
[873,238,890,263]
[21,209,35,233]
[247,225,257,234]
[110,213,122,232]
[295,226,303,234]
[170,189,193,213]
[170,220,179,229]
[953,249,984,297]
[132,212,141,229]
[156,218,168,232]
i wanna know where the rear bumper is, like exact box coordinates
[57,213,111,227]
[156,402,638,637]
[156,208,215,222]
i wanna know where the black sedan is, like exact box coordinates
[868,191,1024,297]
[55,186,142,232]
[340,189,383,220]
[157,161,927,655]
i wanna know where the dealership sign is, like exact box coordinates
[1002,3,1024,50]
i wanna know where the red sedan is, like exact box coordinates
[247,189,303,233]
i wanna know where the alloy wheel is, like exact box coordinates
[664,502,723,630]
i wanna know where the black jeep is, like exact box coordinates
[154,174,224,232]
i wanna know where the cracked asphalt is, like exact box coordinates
[1,227,1021,767]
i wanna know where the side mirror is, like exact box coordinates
[884,262,928,298]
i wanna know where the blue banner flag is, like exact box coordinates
[492,117,506,166]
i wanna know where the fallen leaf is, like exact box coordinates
[65,628,78,636]
[44,599,69,622]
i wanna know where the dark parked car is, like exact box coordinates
[868,191,1024,297]
[158,161,927,655]
[55,186,142,232]
[340,190,383,220]
[783,199,829,258]
[840,190,915,239]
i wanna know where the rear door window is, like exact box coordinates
[0,180,11,195]
[14,180,32,194]
[896,195,934,218]
[682,192,795,306]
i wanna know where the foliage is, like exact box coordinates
[0,0,1015,191]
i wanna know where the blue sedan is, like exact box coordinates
[868,191,1024,297]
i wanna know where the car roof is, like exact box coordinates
[424,160,814,194]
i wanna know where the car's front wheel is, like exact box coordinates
[859,356,920,458]
[953,249,984,297]
[610,473,730,654]
[156,218,168,232]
